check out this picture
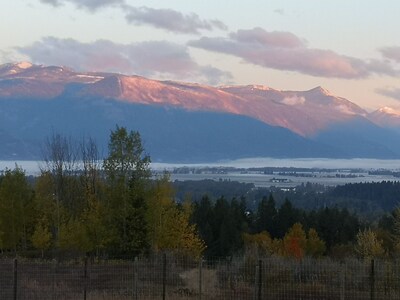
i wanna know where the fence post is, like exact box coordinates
[254,265,259,300]
[83,256,88,300]
[52,259,57,300]
[13,258,17,300]
[340,264,345,300]
[370,259,375,300]
[198,258,203,300]
[258,260,262,300]
[162,253,167,300]
[132,257,138,300]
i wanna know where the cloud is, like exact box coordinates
[39,0,62,6]
[124,6,227,34]
[282,95,305,106]
[17,37,232,84]
[39,1,227,33]
[375,87,400,101]
[366,59,397,76]
[189,28,399,79]
[230,27,304,48]
[0,49,18,64]
[39,0,124,11]
[335,104,357,115]
[380,46,400,63]
[196,65,233,85]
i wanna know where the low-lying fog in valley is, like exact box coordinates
[2,158,400,188]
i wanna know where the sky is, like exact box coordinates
[1,0,400,111]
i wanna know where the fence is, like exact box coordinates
[1,254,400,299]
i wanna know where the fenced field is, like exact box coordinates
[1,255,399,299]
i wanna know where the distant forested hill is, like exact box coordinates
[329,181,400,211]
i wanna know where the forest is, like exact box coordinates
[0,126,399,261]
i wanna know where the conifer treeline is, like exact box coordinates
[191,195,360,259]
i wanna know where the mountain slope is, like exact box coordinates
[1,62,400,161]
[313,116,400,158]
[0,62,369,136]
[368,107,400,132]
[0,96,339,161]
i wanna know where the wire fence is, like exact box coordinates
[1,254,400,299]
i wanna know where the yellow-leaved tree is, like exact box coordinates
[31,218,52,257]
[306,228,326,257]
[283,223,307,259]
[147,174,205,258]
[355,229,385,259]
[58,218,91,253]
[242,231,273,257]
[32,172,58,251]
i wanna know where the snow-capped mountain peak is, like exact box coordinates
[0,61,35,76]
[16,62,33,69]
[368,106,400,130]
[377,106,400,116]
[249,84,271,91]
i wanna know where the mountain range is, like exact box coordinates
[1,62,400,162]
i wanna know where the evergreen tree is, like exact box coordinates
[191,195,215,252]
[276,198,299,238]
[316,207,360,250]
[255,194,277,236]
[103,126,151,255]
[123,177,149,256]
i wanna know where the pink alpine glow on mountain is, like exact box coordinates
[0,62,396,136]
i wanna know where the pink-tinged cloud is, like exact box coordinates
[124,6,227,34]
[189,28,398,79]
[39,0,124,10]
[376,87,400,101]
[17,37,232,85]
[380,46,400,63]
[230,27,305,48]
